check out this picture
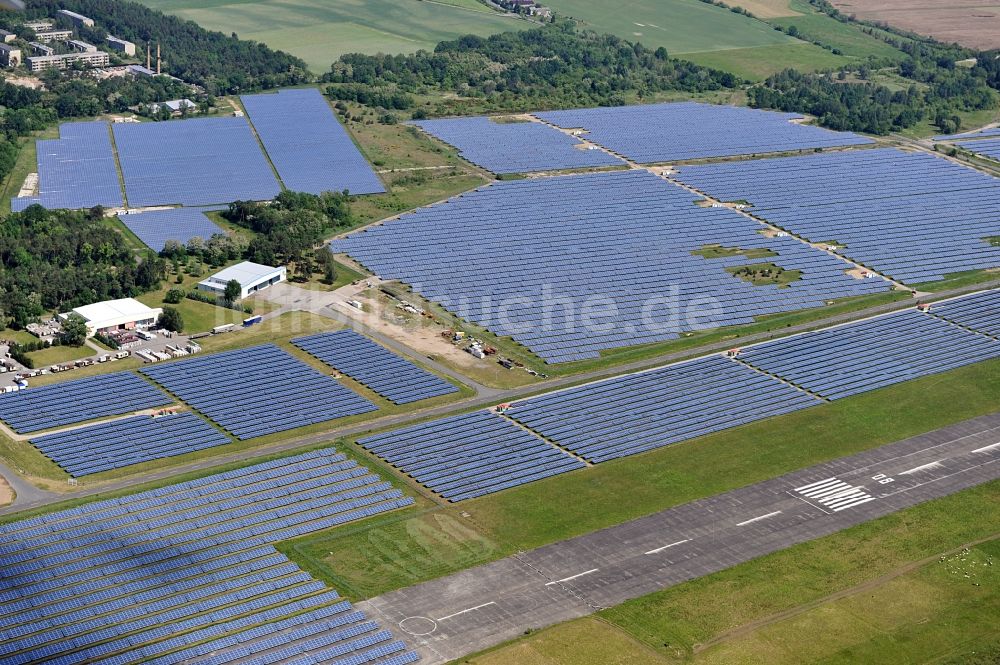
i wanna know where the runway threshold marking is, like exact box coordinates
[645,539,690,555]
[436,601,497,622]
[971,442,1000,453]
[545,569,599,586]
[736,511,781,526]
[900,461,941,475]
[795,477,875,512]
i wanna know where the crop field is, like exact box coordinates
[137,0,526,72]
[830,0,1000,51]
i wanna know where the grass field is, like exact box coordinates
[683,42,846,80]
[137,0,528,72]
[25,344,95,367]
[460,482,1000,664]
[281,355,1000,600]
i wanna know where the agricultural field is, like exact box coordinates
[830,0,1000,50]
[137,0,528,72]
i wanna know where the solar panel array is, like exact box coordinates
[358,410,585,501]
[673,148,1000,284]
[412,116,625,173]
[930,289,1000,338]
[28,412,231,477]
[0,372,172,434]
[117,206,226,251]
[332,169,888,363]
[535,102,872,163]
[241,88,385,195]
[113,117,281,206]
[141,344,377,440]
[0,448,417,665]
[934,127,1000,141]
[508,355,820,463]
[951,137,1000,162]
[737,310,1000,399]
[11,121,123,211]
[293,330,459,404]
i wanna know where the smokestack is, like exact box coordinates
[145,43,150,70]
[156,42,160,75]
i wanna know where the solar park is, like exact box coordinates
[332,169,890,363]
[28,412,231,477]
[673,148,1000,284]
[141,344,378,440]
[534,102,873,163]
[0,372,172,434]
[241,88,385,195]
[292,330,458,405]
[411,116,625,174]
[0,448,417,665]
[117,206,226,251]
[946,136,1000,161]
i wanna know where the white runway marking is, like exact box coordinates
[736,511,781,526]
[900,461,941,475]
[436,601,496,622]
[645,539,690,555]
[795,477,875,512]
[545,569,599,586]
[971,442,1000,453]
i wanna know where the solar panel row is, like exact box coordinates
[950,137,1000,162]
[0,448,416,664]
[536,102,873,163]
[141,344,378,439]
[672,148,1000,284]
[0,371,172,434]
[358,410,585,501]
[934,127,1000,141]
[241,88,385,195]
[929,289,1000,338]
[412,116,625,173]
[11,121,123,211]
[293,330,459,404]
[113,117,281,207]
[117,206,226,251]
[29,412,231,477]
[332,169,889,363]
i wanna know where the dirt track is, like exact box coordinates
[831,0,1000,50]
[0,477,13,507]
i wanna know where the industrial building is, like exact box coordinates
[62,298,162,337]
[198,261,286,299]
[34,29,73,43]
[149,98,195,116]
[106,35,136,56]
[28,50,110,71]
[57,9,95,28]
[0,44,21,68]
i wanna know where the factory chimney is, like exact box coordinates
[156,42,161,75]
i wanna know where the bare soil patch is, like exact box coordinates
[0,477,13,506]
[831,0,1000,50]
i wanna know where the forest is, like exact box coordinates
[0,206,165,328]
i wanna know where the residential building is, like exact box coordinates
[34,29,73,43]
[0,43,21,68]
[106,35,136,57]
[0,29,16,44]
[29,42,54,56]
[67,39,97,53]
[27,51,110,72]
[57,9,95,28]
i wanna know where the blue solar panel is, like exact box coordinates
[293,330,459,404]
[536,102,872,163]
[0,448,416,664]
[0,372,172,434]
[241,88,385,195]
[117,206,226,251]
[673,148,1000,284]
[929,289,1000,338]
[412,116,626,173]
[113,117,281,207]
[738,309,1000,399]
[11,121,123,211]
[141,344,378,439]
[934,127,1000,141]
[29,412,231,477]
[508,355,820,463]
[331,169,890,363]
[950,137,1000,162]
[358,410,585,501]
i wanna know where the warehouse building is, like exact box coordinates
[57,9,95,28]
[28,50,110,71]
[106,35,136,56]
[0,44,21,68]
[62,298,163,337]
[199,261,286,300]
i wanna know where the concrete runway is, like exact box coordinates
[359,412,1000,664]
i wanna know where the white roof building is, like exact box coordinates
[198,261,286,299]
[62,298,162,336]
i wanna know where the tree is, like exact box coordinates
[163,288,185,304]
[60,313,89,347]
[157,306,184,332]
[223,279,242,305]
